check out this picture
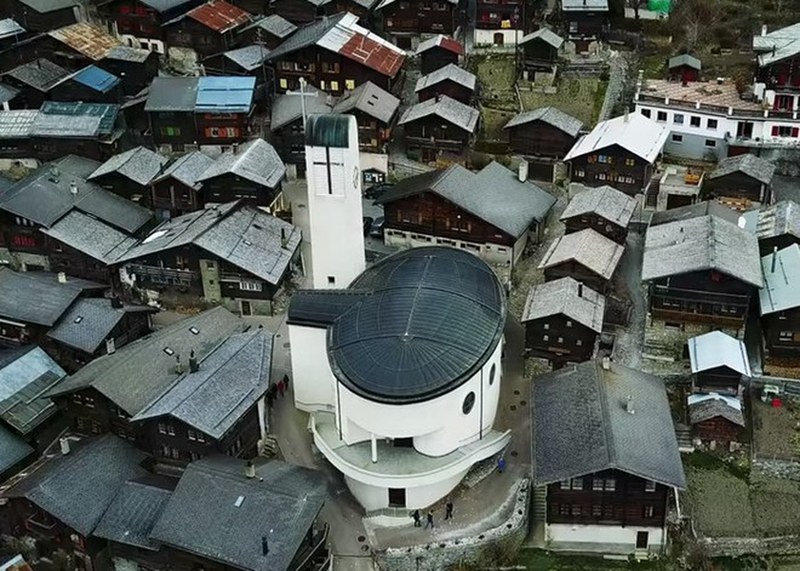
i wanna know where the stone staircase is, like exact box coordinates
[260,434,280,459]
[532,485,547,524]
[674,423,694,453]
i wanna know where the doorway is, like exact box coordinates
[636,531,649,549]
[241,300,252,316]
[493,32,504,45]
[388,488,406,507]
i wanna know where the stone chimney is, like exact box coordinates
[626,395,635,414]
[57,272,67,283]
[59,437,70,455]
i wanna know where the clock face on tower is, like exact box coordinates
[352,166,359,189]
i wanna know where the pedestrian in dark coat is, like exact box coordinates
[283,373,290,390]
[425,511,434,529]
[498,456,505,473]
[411,509,421,527]
[445,501,453,520]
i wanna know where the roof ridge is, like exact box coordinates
[593,361,617,468]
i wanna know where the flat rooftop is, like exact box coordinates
[638,79,762,112]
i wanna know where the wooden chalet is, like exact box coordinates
[754,24,800,113]
[120,88,150,145]
[87,146,168,204]
[0,109,36,161]
[332,80,400,152]
[537,228,624,293]
[564,113,668,196]
[194,76,256,145]
[531,359,686,555]
[742,200,800,256]
[759,243,800,366]
[31,22,123,71]
[98,46,159,97]
[503,106,583,180]
[145,76,199,151]
[560,0,608,52]
[519,28,563,76]
[150,151,217,219]
[8,0,79,33]
[688,394,744,451]
[415,34,462,75]
[522,277,605,365]
[266,12,406,96]
[704,154,776,209]
[378,161,555,267]
[163,0,252,60]
[688,330,750,395]
[2,59,70,109]
[474,0,523,47]
[99,0,200,54]
[237,13,298,48]
[414,63,476,104]
[397,94,479,163]
[559,185,637,244]
[667,54,701,83]
[376,0,460,48]
[117,201,299,314]
[48,65,123,104]
[270,84,333,173]
[642,215,763,329]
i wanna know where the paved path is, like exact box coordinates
[598,51,630,122]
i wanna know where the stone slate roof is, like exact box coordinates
[519,27,564,49]
[332,81,399,124]
[649,200,739,227]
[133,329,272,440]
[642,215,763,287]
[522,277,605,333]
[531,359,686,488]
[564,113,668,164]
[0,19,25,40]
[152,151,216,191]
[197,138,285,189]
[48,308,246,416]
[287,290,371,327]
[5,59,70,93]
[240,14,298,38]
[106,45,151,63]
[560,185,637,228]
[6,435,149,536]
[270,85,332,131]
[688,395,745,427]
[708,154,776,185]
[47,298,156,355]
[668,53,701,70]
[0,346,66,435]
[0,425,32,475]
[688,330,751,377]
[94,481,173,550]
[760,243,800,315]
[0,268,106,327]
[223,45,270,71]
[40,210,139,265]
[88,146,168,186]
[753,23,800,67]
[503,106,583,137]
[18,0,77,10]
[398,95,479,133]
[0,83,20,104]
[378,161,555,238]
[415,63,476,93]
[150,457,327,571]
[30,101,120,138]
[743,200,800,242]
[415,34,463,56]
[538,228,624,280]
[119,201,301,286]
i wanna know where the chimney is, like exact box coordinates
[577,282,583,298]
[738,215,747,229]
[70,181,78,195]
[106,337,116,355]
[518,160,528,182]
[261,536,269,556]
[174,355,184,374]
[762,24,768,36]
[59,437,70,455]
[772,246,778,273]
[36,58,41,69]
[57,271,67,283]
[601,356,611,370]
[232,143,239,154]
[189,349,199,373]
[625,395,635,414]
[280,227,287,249]
[245,460,256,479]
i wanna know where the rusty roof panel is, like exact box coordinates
[339,33,404,78]
[188,0,251,34]
[48,23,122,61]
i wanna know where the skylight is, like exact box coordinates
[73,316,83,324]
[189,326,200,335]
[163,347,175,356]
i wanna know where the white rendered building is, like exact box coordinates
[287,247,510,513]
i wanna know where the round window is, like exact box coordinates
[489,364,496,386]
[462,392,476,415]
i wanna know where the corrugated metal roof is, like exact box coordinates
[398,95,479,133]
[195,76,255,113]
[70,65,121,93]
[0,19,25,40]
[688,330,751,377]
[416,34,463,56]
[564,113,668,164]
[760,243,800,315]
[48,22,122,61]
[187,0,251,33]
[742,200,800,241]
[32,101,119,138]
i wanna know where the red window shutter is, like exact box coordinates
[772,126,780,136]
[792,128,799,137]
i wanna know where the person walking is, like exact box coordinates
[498,456,505,474]
[283,373,290,391]
[277,378,285,397]
[411,509,421,527]
[425,511,434,529]
[445,501,453,520]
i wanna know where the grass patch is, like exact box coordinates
[641,54,666,80]
[479,106,516,143]
[519,78,606,128]
[516,549,664,570]
[592,80,609,124]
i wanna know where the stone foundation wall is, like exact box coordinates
[752,457,800,482]
[643,316,742,361]
[700,535,800,557]
[375,480,530,571]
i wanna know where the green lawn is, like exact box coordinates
[519,78,607,128]
[516,549,665,570]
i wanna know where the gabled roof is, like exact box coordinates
[522,277,605,333]
[138,0,195,11]
[47,298,156,355]
[532,359,686,488]
[415,34,463,56]
[6,435,149,536]
[688,330,751,377]
[195,76,255,113]
[377,0,457,8]
[60,65,120,94]
[152,151,216,190]
[270,85,332,130]
[132,329,272,439]
[378,161,555,237]
[642,215,763,287]
[688,393,745,427]
[538,228,624,280]
[47,308,246,416]
[560,185,637,228]
[41,210,137,265]
[239,14,297,38]
[150,457,327,571]
[197,138,285,188]
[668,53,701,70]
[287,290,371,327]
[31,101,120,138]
[564,113,668,164]
[503,106,583,137]
[94,481,173,551]
[0,83,20,104]
[268,13,405,79]
[144,77,198,112]
[561,0,608,10]
[708,154,776,186]
[119,201,301,286]
[0,346,66,435]
[48,22,122,61]
[415,63,476,93]
[753,23,800,67]
[0,110,36,139]
[5,59,70,93]
[397,95,479,133]
[649,200,739,227]
[0,425,32,475]
[0,268,106,327]
[17,0,77,12]
[742,200,800,242]
[332,81,399,124]
[186,0,251,33]
[222,45,270,71]
[519,27,564,49]
[89,146,168,186]
[0,19,25,41]
[760,243,800,315]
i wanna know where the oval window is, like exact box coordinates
[489,364,496,386]
[462,392,476,415]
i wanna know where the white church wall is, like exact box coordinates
[547,524,666,554]
[288,324,336,413]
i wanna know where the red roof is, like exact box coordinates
[339,33,405,79]
[438,36,464,56]
[188,0,251,34]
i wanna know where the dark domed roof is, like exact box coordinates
[328,247,506,404]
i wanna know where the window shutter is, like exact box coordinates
[792,128,799,137]
[772,126,780,136]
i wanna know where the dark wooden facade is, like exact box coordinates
[692,416,741,448]
[32,134,123,164]
[194,110,253,145]
[522,35,559,72]
[148,110,197,149]
[562,212,627,244]
[417,78,472,104]
[101,0,199,42]
[476,0,522,38]
[0,210,48,268]
[692,366,742,395]
[544,260,610,294]
[756,56,800,103]
[98,51,160,97]
[568,145,655,196]
[352,109,391,153]
[402,114,472,163]
[563,9,607,49]
[9,0,78,32]
[703,171,771,205]
[546,469,669,529]
[92,172,152,205]
[269,0,319,24]
[201,172,281,207]
[151,176,202,218]
[524,313,597,364]
[272,118,306,168]
[420,45,458,75]
[648,270,753,328]
[46,237,122,285]
[763,307,800,364]
[47,75,123,105]
[163,17,245,60]
[1,74,54,110]
[380,0,458,41]
[507,120,577,162]
[667,64,699,84]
